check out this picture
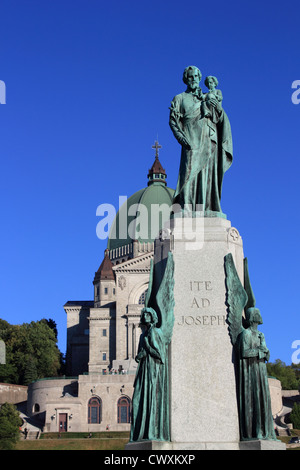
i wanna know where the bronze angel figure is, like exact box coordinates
[130,252,175,442]
[224,253,277,441]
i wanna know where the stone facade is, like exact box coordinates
[27,246,153,433]
[28,375,134,432]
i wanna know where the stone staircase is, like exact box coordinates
[276,425,291,437]
[20,428,41,440]
[17,401,43,440]
[274,398,294,438]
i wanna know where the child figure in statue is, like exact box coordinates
[203,75,223,123]
[205,76,223,102]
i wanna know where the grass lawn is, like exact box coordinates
[15,438,128,450]
[277,431,300,450]
[13,431,300,450]
[15,431,130,450]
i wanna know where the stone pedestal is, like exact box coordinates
[165,217,243,449]
[126,217,285,450]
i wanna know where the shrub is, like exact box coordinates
[0,402,22,450]
[290,402,300,430]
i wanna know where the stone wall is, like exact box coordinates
[282,390,300,398]
[0,383,28,404]
[268,377,283,416]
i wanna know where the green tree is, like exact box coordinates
[42,318,58,339]
[291,363,300,383]
[267,359,300,390]
[0,318,63,385]
[23,355,38,385]
[0,402,22,450]
[290,402,300,429]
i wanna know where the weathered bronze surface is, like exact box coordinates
[169,66,232,215]
[130,252,175,442]
[225,253,277,441]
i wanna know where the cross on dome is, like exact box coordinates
[152,139,162,159]
[148,139,166,186]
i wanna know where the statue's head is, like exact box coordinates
[246,307,263,325]
[204,75,218,89]
[182,66,202,89]
[141,307,158,326]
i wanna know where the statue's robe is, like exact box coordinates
[236,328,277,441]
[130,325,170,442]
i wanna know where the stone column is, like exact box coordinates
[0,340,5,364]
[132,324,136,358]
[167,217,243,450]
[127,321,133,359]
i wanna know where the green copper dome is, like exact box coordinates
[107,148,174,251]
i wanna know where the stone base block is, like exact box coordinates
[239,439,286,450]
[126,439,286,451]
[125,440,240,451]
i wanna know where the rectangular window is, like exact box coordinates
[104,287,108,294]
[91,407,98,423]
[103,329,107,337]
[102,352,107,361]
[120,406,128,423]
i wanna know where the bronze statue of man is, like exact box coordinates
[169,66,233,215]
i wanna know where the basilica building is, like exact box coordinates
[27,144,175,433]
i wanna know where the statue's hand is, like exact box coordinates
[258,347,270,361]
[180,135,191,150]
[135,349,146,362]
[207,96,222,112]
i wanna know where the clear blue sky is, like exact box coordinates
[0,0,299,364]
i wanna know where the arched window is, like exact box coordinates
[88,396,102,424]
[138,289,148,305]
[117,396,131,423]
[34,403,40,413]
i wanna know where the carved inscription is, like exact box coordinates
[189,280,212,310]
[177,280,225,326]
[178,315,226,326]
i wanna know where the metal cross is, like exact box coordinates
[152,140,162,158]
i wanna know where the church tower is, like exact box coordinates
[93,249,116,308]
[147,140,167,186]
